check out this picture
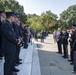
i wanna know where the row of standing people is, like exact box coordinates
[32,30,48,42]
[40,30,48,42]
[0,10,32,75]
[53,24,76,72]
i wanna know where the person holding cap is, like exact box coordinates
[0,10,6,60]
[1,11,21,75]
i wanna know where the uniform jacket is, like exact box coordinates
[0,19,3,47]
[62,31,69,45]
[12,22,20,39]
[1,20,17,54]
[71,29,76,50]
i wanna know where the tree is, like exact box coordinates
[40,11,58,31]
[27,14,43,31]
[27,11,58,32]
[60,4,76,28]
[0,0,27,24]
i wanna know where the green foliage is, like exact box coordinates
[27,11,58,32]
[0,0,76,32]
[27,4,76,32]
[27,14,43,31]
[37,34,40,39]
[60,4,76,29]
[0,0,27,24]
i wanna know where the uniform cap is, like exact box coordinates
[6,12,15,17]
[72,24,76,26]
[0,10,5,14]
[14,12,19,18]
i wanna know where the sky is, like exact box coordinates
[16,0,76,17]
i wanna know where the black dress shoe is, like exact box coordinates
[70,62,73,65]
[15,63,19,66]
[19,59,22,61]
[18,62,22,64]
[56,52,59,53]
[0,57,2,60]
[13,68,19,72]
[64,56,68,58]
[62,56,65,58]
[16,61,22,64]
[62,56,68,58]
[9,72,17,75]
[68,60,72,62]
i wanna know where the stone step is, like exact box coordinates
[31,41,41,75]
[18,43,33,75]
[0,59,4,75]
[0,39,41,75]
[0,46,29,75]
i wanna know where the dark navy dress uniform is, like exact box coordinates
[23,28,28,48]
[34,30,38,41]
[0,19,3,58]
[2,20,18,75]
[69,30,74,62]
[0,10,5,59]
[57,31,63,54]
[12,22,22,64]
[70,29,76,62]
[12,22,20,38]
[62,31,69,58]
[40,31,45,42]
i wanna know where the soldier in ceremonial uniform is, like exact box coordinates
[0,10,6,60]
[23,26,29,48]
[62,26,69,58]
[2,12,21,75]
[12,13,23,72]
[69,24,76,65]
[68,25,75,63]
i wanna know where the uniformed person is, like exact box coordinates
[62,26,69,58]
[69,24,76,65]
[0,10,6,60]
[23,26,29,48]
[40,30,45,42]
[68,25,75,63]
[56,28,63,54]
[2,12,21,75]
[34,30,38,41]
[12,13,23,72]
[43,30,46,39]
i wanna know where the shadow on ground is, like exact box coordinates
[37,49,75,75]
[37,43,43,48]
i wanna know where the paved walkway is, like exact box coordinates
[0,34,76,75]
[37,34,75,75]
[0,39,41,75]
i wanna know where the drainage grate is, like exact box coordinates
[50,63,56,66]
